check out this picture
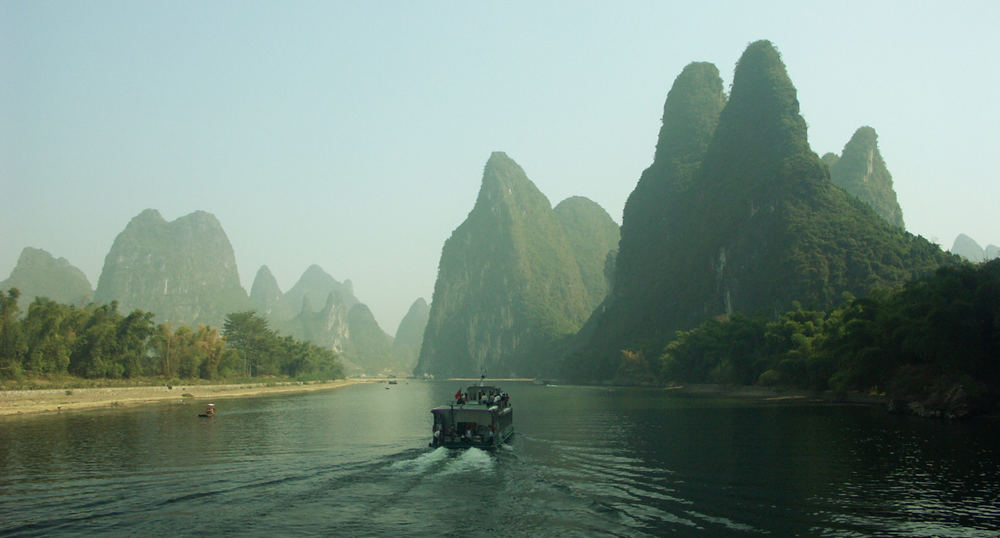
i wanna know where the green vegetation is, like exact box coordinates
[0,291,343,386]
[417,152,597,378]
[553,196,620,312]
[654,260,1000,415]
[571,41,954,381]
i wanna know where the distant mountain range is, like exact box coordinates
[5,41,985,384]
[3,209,424,376]
[950,234,1000,263]
[0,247,92,309]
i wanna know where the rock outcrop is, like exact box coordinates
[416,152,596,378]
[830,126,905,229]
[573,41,951,380]
[93,209,248,327]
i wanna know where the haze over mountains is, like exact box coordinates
[4,39,989,382]
[950,234,1000,263]
[3,208,423,376]
[0,247,93,308]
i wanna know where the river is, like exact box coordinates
[1,381,998,536]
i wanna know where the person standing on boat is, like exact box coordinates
[455,389,463,404]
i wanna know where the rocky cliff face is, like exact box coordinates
[830,126,905,229]
[573,62,726,378]
[574,41,951,380]
[416,152,593,378]
[1,247,93,309]
[289,291,352,357]
[279,265,358,320]
[553,197,620,312]
[93,209,248,327]
[392,297,429,373]
[262,264,401,376]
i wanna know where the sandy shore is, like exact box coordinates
[0,378,377,417]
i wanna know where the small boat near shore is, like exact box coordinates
[430,382,513,450]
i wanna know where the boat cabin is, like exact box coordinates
[430,385,513,449]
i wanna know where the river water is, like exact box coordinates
[2,381,998,536]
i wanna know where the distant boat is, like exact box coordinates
[198,403,216,417]
[429,382,512,450]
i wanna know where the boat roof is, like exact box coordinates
[431,403,497,413]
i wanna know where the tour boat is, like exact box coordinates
[429,383,513,450]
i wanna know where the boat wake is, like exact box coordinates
[388,447,449,474]
[388,447,496,477]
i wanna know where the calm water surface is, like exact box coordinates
[1,381,998,536]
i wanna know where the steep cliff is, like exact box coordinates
[1,247,93,308]
[94,209,248,327]
[830,126,905,229]
[392,297,429,373]
[572,61,726,378]
[416,152,591,378]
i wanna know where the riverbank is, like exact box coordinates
[663,383,886,406]
[0,378,376,417]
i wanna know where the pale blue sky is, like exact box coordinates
[3,1,998,333]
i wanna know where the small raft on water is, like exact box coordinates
[429,384,512,450]
[198,403,216,418]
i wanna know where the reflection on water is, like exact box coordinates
[1,381,998,536]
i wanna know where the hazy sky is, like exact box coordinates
[3,1,998,333]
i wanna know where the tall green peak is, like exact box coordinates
[416,152,592,378]
[706,40,811,175]
[617,60,725,292]
[1,247,93,309]
[652,62,727,169]
[570,40,953,381]
[574,60,725,380]
[94,209,248,328]
[830,126,905,229]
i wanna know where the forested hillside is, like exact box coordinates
[571,41,953,382]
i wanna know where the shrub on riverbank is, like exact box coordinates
[656,260,1000,417]
[0,293,344,385]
